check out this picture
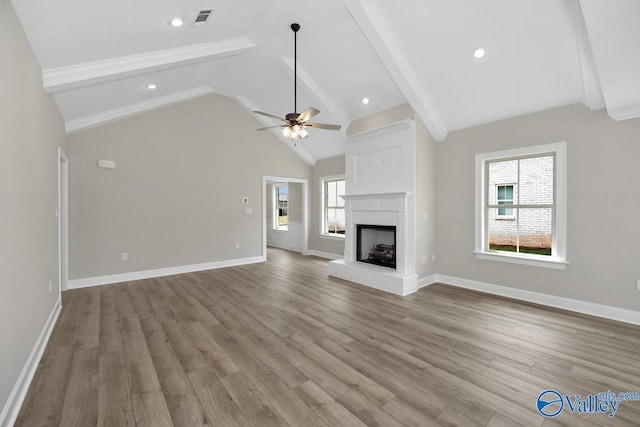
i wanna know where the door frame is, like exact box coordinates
[262,175,309,260]
[58,147,69,296]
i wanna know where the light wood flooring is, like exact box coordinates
[16,248,640,426]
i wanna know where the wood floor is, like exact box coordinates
[16,248,640,427]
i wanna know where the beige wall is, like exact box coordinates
[288,182,303,223]
[309,155,346,256]
[0,0,67,414]
[436,104,640,311]
[67,94,310,279]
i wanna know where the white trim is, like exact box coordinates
[57,147,69,293]
[0,298,62,427]
[307,250,343,260]
[43,38,255,93]
[345,0,447,142]
[346,118,414,141]
[608,105,640,121]
[417,274,438,289]
[67,256,264,289]
[65,86,214,133]
[475,141,567,269]
[436,274,640,326]
[320,175,346,238]
[474,252,568,270]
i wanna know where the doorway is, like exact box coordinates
[262,176,309,260]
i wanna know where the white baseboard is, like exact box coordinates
[417,274,438,289]
[0,298,62,427]
[306,250,343,260]
[436,274,640,326]
[67,256,265,289]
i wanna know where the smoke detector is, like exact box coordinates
[193,9,213,26]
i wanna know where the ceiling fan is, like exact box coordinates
[253,23,341,144]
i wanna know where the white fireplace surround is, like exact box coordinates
[329,192,417,296]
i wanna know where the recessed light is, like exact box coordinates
[362,97,370,105]
[169,17,184,27]
[147,83,157,90]
[474,48,485,59]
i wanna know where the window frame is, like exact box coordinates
[273,183,288,231]
[475,142,567,269]
[320,175,346,239]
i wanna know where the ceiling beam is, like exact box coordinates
[65,86,214,133]
[574,1,605,111]
[235,96,317,166]
[279,57,349,137]
[44,37,256,93]
[345,0,448,142]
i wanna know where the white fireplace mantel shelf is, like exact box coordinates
[341,192,413,201]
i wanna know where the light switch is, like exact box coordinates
[245,208,253,214]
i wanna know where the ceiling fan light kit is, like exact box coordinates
[253,23,341,145]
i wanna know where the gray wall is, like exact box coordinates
[0,0,67,412]
[309,155,346,256]
[436,103,640,311]
[67,94,310,279]
[288,182,303,223]
[415,116,438,279]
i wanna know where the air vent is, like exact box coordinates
[193,9,213,26]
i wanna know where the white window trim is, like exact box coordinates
[474,141,568,269]
[320,175,346,239]
[273,183,288,231]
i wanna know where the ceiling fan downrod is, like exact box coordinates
[291,23,300,118]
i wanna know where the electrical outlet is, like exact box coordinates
[421,255,428,264]
[49,280,52,293]
[235,243,240,249]
[122,252,128,261]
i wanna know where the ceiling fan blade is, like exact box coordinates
[306,122,341,130]
[257,125,287,131]
[253,111,286,122]
[296,107,320,123]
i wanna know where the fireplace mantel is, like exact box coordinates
[341,192,413,201]
[329,118,418,296]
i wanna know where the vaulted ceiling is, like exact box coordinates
[12,0,640,165]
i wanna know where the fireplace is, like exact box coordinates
[356,224,396,269]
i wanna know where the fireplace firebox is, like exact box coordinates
[356,224,396,269]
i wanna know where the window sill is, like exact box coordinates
[273,227,288,232]
[495,216,515,221]
[474,251,568,270]
[320,233,345,240]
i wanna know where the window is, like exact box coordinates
[496,184,514,217]
[273,184,288,230]
[475,142,567,269]
[321,177,345,237]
